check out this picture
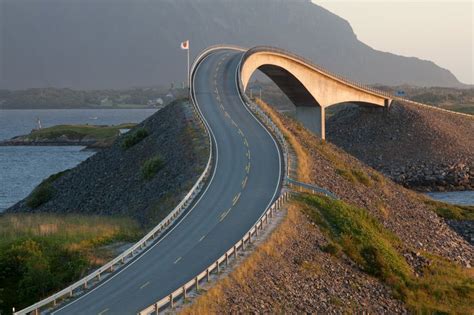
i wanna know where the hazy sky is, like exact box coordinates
[314,0,473,84]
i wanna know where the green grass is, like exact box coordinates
[424,199,474,220]
[298,194,474,313]
[0,213,141,314]
[121,127,149,149]
[141,155,164,180]
[335,168,372,187]
[27,123,135,141]
[26,170,69,208]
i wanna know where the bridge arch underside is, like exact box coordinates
[241,52,391,139]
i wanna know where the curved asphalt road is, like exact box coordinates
[52,49,282,314]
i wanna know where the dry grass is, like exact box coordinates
[255,99,311,182]
[181,203,300,315]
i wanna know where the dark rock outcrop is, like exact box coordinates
[327,102,474,191]
[6,100,209,227]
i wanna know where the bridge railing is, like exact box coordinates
[241,45,394,101]
[242,46,473,119]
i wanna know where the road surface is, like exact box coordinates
[52,49,282,314]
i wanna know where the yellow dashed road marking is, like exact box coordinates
[232,192,241,206]
[231,119,238,127]
[174,257,182,264]
[242,176,248,189]
[246,150,251,159]
[246,162,251,174]
[98,308,109,315]
[244,138,249,147]
[140,281,150,290]
[238,128,244,136]
[199,235,206,242]
[220,208,232,221]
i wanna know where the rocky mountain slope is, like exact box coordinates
[1,0,463,89]
[327,101,474,192]
[6,100,209,227]
[183,100,473,313]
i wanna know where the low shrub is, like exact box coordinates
[26,170,70,208]
[26,184,54,208]
[424,199,474,220]
[298,194,474,313]
[121,128,149,149]
[141,155,164,180]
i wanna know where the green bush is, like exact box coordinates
[121,128,149,149]
[25,170,69,209]
[26,184,54,209]
[141,156,164,180]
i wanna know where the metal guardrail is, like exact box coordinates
[137,191,290,315]
[394,97,474,119]
[14,53,219,315]
[138,45,290,315]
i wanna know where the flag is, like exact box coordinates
[180,40,189,50]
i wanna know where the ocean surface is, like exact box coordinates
[0,109,157,212]
[0,109,472,212]
[426,191,474,206]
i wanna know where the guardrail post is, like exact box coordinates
[206,269,210,282]
[154,302,159,315]
[225,252,229,266]
[34,309,39,315]
[233,245,237,258]
[97,273,101,281]
[248,231,252,244]
[195,276,199,290]
[84,280,88,289]
[217,260,220,273]
[69,289,73,297]
[169,294,174,309]
[183,285,187,300]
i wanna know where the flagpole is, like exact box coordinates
[187,44,190,89]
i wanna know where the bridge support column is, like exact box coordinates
[295,106,325,140]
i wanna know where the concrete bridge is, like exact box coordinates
[240,46,393,139]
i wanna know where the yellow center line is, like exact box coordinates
[220,208,232,221]
[244,138,249,147]
[140,281,150,290]
[199,235,206,242]
[246,162,251,174]
[98,308,109,315]
[246,150,251,160]
[232,192,241,206]
[231,119,238,127]
[242,176,248,189]
[224,111,230,118]
[238,128,244,136]
[174,257,182,264]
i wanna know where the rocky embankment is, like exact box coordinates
[184,100,473,314]
[327,101,474,192]
[6,100,209,227]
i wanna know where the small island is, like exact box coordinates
[0,123,136,149]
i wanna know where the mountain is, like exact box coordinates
[0,0,464,89]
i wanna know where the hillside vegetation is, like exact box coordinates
[183,99,473,313]
[6,99,209,227]
[0,213,141,314]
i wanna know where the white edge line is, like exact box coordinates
[52,52,220,314]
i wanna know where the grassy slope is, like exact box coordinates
[300,194,473,313]
[0,213,141,313]
[183,99,473,314]
[24,123,136,141]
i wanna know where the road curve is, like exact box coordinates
[51,49,282,314]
